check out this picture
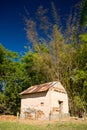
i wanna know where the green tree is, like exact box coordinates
[80,0,87,27]
[0,44,25,115]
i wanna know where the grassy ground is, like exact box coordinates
[0,121,87,130]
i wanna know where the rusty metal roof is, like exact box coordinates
[20,81,66,95]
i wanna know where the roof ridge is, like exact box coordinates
[20,81,66,95]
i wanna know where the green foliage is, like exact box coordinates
[74,96,86,111]
[0,44,25,115]
[0,44,5,63]
[22,51,48,85]
[80,0,87,27]
[80,33,87,42]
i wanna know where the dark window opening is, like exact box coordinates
[40,102,44,106]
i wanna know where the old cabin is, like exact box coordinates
[20,81,69,120]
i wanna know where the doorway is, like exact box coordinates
[58,101,63,114]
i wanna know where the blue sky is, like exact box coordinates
[0,0,80,54]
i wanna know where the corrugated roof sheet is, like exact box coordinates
[20,81,66,95]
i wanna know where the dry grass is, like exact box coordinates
[0,115,87,130]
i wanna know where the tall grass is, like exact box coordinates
[0,121,87,130]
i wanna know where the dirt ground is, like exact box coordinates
[0,115,87,125]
